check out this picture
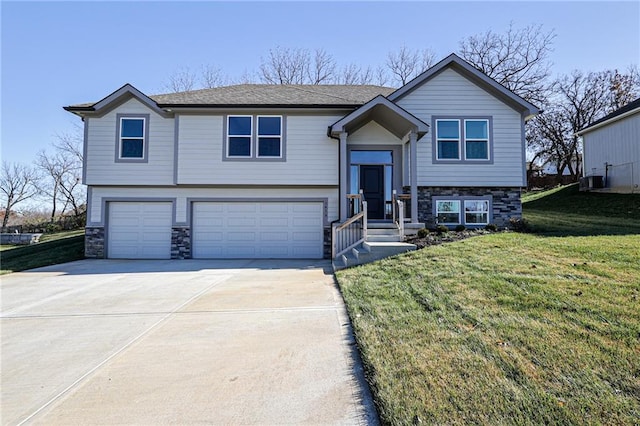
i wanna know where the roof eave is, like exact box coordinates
[576,106,640,136]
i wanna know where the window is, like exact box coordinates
[119,117,145,159]
[257,116,282,157]
[436,120,460,160]
[465,120,489,160]
[464,200,489,224]
[433,117,492,162]
[227,116,252,157]
[436,200,461,224]
[226,115,284,160]
[435,198,491,227]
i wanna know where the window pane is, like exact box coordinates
[466,212,488,224]
[464,200,489,212]
[258,117,281,136]
[350,151,392,164]
[121,119,144,138]
[228,116,251,135]
[466,120,488,139]
[121,139,143,158]
[466,141,488,159]
[437,141,459,159]
[228,137,251,156]
[258,137,281,157]
[350,165,359,194]
[436,120,459,139]
[437,200,459,212]
[438,213,460,224]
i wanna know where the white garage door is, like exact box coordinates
[192,201,323,259]
[108,202,172,259]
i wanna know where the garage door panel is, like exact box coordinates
[108,202,172,259]
[192,201,323,259]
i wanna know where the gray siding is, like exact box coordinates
[87,186,339,225]
[396,68,525,187]
[177,114,341,185]
[582,113,640,192]
[85,98,175,185]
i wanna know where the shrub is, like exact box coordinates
[454,225,466,232]
[485,223,498,232]
[417,228,429,238]
[436,225,449,234]
[509,217,531,232]
[45,223,62,233]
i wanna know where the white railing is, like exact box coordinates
[392,190,407,236]
[332,193,368,259]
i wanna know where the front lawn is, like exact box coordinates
[0,230,85,274]
[336,186,640,425]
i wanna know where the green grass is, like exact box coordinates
[0,229,85,274]
[336,186,640,425]
[523,184,640,236]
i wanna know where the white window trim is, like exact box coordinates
[463,119,490,161]
[434,196,492,227]
[435,199,461,225]
[435,119,461,161]
[256,115,283,158]
[116,115,148,162]
[227,115,253,158]
[463,199,490,225]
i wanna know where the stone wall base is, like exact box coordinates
[171,227,191,259]
[85,227,105,258]
[412,186,522,229]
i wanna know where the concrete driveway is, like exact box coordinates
[1,259,377,425]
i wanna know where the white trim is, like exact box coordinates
[435,119,461,161]
[435,199,461,225]
[226,115,253,158]
[463,119,490,161]
[119,116,146,160]
[463,199,489,225]
[256,115,283,158]
[576,107,640,135]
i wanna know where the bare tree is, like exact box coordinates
[36,150,84,221]
[339,63,374,85]
[459,23,556,104]
[163,66,198,92]
[531,68,640,181]
[0,162,40,231]
[386,45,436,86]
[259,46,337,85]
[307,48,336,84]
[260,46,310,84]
[201,64,227,88]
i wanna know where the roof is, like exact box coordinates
[577,97,640,135]
[388,53,540,119]
[65,84,395,113]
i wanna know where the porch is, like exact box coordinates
[328,95,429,268]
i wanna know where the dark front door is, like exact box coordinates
[361,165,385,219]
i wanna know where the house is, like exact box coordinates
[577,97,640,193]
[64,53,538,262]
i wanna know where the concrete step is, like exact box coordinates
[367,228,401,235]
[333,241,416,270]
[366,234,404,242]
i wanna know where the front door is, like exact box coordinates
[361,165,385,219]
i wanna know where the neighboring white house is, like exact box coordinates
[577,97,640,193]
[65,54,538,261]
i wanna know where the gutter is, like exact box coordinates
[576,107,640,136]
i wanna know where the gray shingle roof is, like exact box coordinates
[70,84,396,109]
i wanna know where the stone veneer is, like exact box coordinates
[413,186,522,229]
[85,226,105,258]
[86,225,332,260]
[171,227,191,259]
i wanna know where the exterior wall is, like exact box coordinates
[86,185,338,259]
[396,68,525,187]
[582,113,640,193]
[347,121,403,145]
[177,114,342,185]
[413,186,521,228]
[85,98,175,185]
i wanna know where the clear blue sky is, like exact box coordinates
[2,1,639,165]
